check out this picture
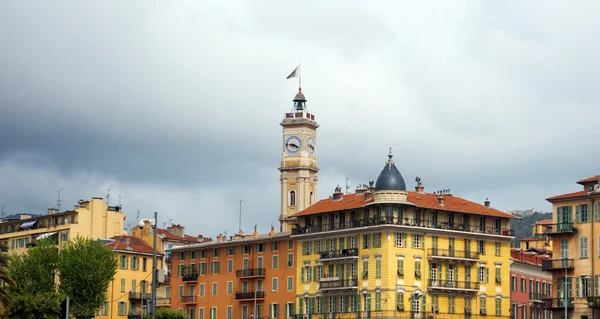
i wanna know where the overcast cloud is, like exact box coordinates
[1,1,599,237]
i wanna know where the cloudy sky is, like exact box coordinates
[1,1,599,237]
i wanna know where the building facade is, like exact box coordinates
[509,248,552,319]
[290,151,517,319]
[520,220,553,251]
[169,228,296,319]
[97,235,165,319]
[537,175,600,319]
[0,197,125,254]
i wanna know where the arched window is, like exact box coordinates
[309,192,314,205]
[290,191,296,206]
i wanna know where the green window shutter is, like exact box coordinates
[557,207,562,224]
[299,298,304,315]
[455,267,459,283]
[485,268,489,284]
[576,205,581,223]
[421,295,427,313]
[301,267,305,282]
[595,203,600,221]
[568,206,573,223]
[344,296,349,312]
[576,278,581,298]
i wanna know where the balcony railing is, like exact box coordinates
[529,292,549,302]
[293,310,512,319]
[535,223,574,235]
[182,273,198,282]
[541,259,574,271]
[542,298,574,309]
[319,277,359,290]
[235,291,264,301]
[156,298,171,307]
[181,295,196,303]
[292,218,513,237]
[128,292,151,300]
[428,279,480,291]
[428,249,479,260]
[236,268,266,278]
[318,248,359,260]
[587,296,600,308]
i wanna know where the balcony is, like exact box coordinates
[128,292,151,300]
[235,291,263,301]
[318,277,358,290]
[587,296,600,308]
[541,259,574,272]
[236,268,266,278]
[530,292,549,302]
[535,223,574,235]
[182,273,198,282]
[291,218,513,237]
[542,298,574,309]
[181,295,196,304]
[427,279,480,292]
[317,248,359,262]
[156,298,171,307]
[428,249,479,260]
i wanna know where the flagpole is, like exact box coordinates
[299,60,301,89]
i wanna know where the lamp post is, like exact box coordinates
[138,212,158,319]
[254,289,276,319]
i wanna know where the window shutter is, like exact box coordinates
[403,234,408,247]
[595,203,600,221]
[421,295,427,313]
[313,267,317,282]
[576,205,581,223]
[301,267,305,283]
[455,267,459,283]
[299,299,304,315]
[568,206,573,223]
[557,207,562,224]
[485,268,489,284]
[397,259,404,276]
[344,296,349,312]
[576,278,581,298]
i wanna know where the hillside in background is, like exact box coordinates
[510,212,553,246]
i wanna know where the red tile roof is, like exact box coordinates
[105,236,158,254]
[546,190,589,201]
[536,219,553,225]
[577,175,600,185]
[294,191,517,219]
[157,229,198,242]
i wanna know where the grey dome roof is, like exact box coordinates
[375,148,406,191]
[293,89,306,101]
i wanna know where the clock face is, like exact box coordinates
[307,137,316,155]
[285,135,302,155]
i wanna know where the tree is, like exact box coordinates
[6,239,62,319]
[154,308,187,319]
[57,236,118,318]
[0,243,15,319]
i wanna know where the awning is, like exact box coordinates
[20,220,37,229]
[36,232,57,240]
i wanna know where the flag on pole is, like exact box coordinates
[286,66,299,79]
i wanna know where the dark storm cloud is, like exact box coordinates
[1,1,600,236]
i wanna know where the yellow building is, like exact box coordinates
[537,175,600,318]
[519,219,552,251]
[290,151,517,319]
[96,235,165,319]
[0,197,125,254]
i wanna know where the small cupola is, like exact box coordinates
[375,148,406,191]
[293,88,307,112]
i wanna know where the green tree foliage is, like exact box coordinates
[0,243,15,318]
[154,308,188,319]
[6,239,61,319]
[57,236,118,317]
[8,291,61,319]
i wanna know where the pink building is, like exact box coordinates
[510,248,553,319]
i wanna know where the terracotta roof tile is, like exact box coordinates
[157,229,198,242]
[577,175,600,185]
[105,235,158,254]
[294,191,517,219]
[536,219,553,224]
[546,190,589,201]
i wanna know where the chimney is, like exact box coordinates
[355,184,368,194]
[269,226,276,237]
[332,185,343,200]
[414,176,425,193]
[253,225,259,239]
[167,224,185,238]
[437,195,444,206]
[47,208,58,215]
[217,233,223,242]
[484,198,490,208]
[367,181,376,193]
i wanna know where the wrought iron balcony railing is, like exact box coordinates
[181,295,196,303]
[319,277,359,290]
[535,223,574,235]
[542,298,574,309]
[428,249,480,260]
[182,273,198,282]
[428,279,480,291]
[236,268,266,278]
[235,291,264,300]
[318,248,359,260]
[541,259,574,272]
[529,292,549,302]
[128,292,151,300]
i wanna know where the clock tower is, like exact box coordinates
[279,88,319,232]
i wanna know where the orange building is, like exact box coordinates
[170,227,296,319]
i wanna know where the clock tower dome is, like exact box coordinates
[279,88,319,232]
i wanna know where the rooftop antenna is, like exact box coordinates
[345,177,350,194]
[239,199,244,234]
[118,196,122,207]
[57,188,64,213]
[1,206,4,222]
[106,189,111,205]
